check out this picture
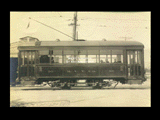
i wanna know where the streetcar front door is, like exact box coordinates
[20,51,36,78]
[127,50,142,79]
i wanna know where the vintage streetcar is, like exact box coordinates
[16,39,146,89]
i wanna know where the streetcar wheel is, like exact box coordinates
[61,83,71,89]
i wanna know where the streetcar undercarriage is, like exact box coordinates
[25,77,144,89]
[44,79,120,89]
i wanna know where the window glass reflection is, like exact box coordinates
[88,55,96,63]
[77,55,86,63]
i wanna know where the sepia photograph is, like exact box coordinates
[10,11,151,107]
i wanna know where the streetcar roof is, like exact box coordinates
[18,40,144,47]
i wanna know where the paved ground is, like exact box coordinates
[10,74,151,107]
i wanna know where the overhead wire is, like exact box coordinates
[29,17,74,39]
[27,13,149,40]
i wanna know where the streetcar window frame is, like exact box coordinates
[100,50,123,64]
[50,50,62,64]
[39,50,50,64]
[37,49,125,64]
[88,55,99,63]
[100,50,111,63]
[19,49,143,65]
[39,50,63,64]
[20,51,36,65]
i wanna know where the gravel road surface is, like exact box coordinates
[10,73,151,107]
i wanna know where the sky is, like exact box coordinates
[10,11,151,68]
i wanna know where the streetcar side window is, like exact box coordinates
[100,55,111,63]
[100,55,105,63]
[88,55,97,63]
[100,50,111,63]
[112,50,123,63]
[88,50,99,63]
[40,55,50,63]
[39,50,63,64]
[65,55,74,63]
[21,52,24,65]
[77,55,87,63]
[75,50,87,63]
[64,50,75,63]
[28,51,32,64]
[24,51,28,64]
[39,50,50,63]
[54,55,62,63]
[100,50,123,63]
[32,52,35,64]
[50,55,54,63]
[51,50,62,64]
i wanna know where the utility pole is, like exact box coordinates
[29,12,81,41]
[73,12,77,41]
[68,12,79,41]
